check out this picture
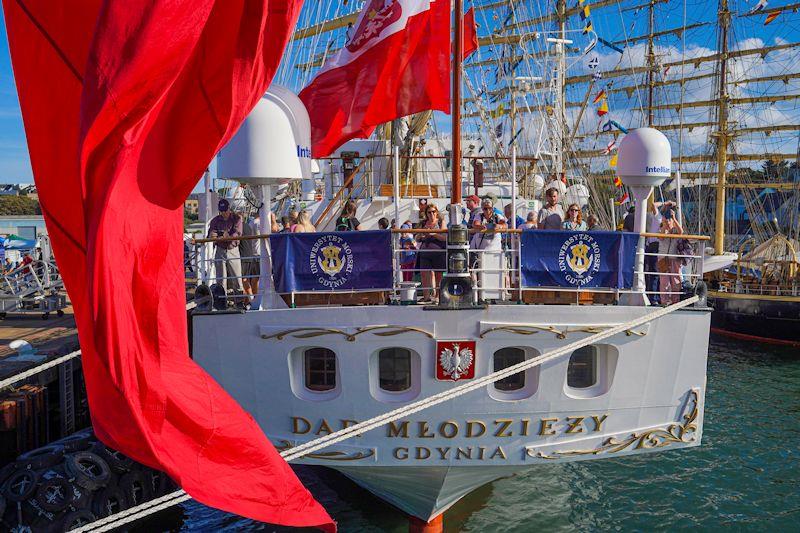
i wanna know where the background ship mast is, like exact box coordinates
[713,0,730,255]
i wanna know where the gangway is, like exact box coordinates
[0,259,66,319]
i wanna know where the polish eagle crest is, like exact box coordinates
[438,343,474,381]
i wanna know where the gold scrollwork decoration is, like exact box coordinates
[480,324,646,339]
[262,325,433,342]
[261,327,357,341]
[529,389,699,460]
[355,325,434,338]
[274,439,375,461]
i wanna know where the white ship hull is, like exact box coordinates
[192,303,710,521]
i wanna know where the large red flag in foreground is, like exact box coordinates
[299,0,450,158]
[3,1,334,529]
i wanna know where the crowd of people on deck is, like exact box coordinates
[202,188,688,307]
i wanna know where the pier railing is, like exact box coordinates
[188,229,709,310]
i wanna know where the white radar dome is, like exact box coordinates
[617,127,671,188]
[218,85,312,185]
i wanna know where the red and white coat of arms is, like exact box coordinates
[436,341,476,381]
[346,0,403,53]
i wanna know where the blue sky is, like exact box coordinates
[0,6,33,182]
[0,0,796,184]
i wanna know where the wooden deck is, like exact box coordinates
[0,305,78,366]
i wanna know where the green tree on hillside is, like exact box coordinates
[0,195,41,215]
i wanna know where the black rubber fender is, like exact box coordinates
[35,477,74,513]
[56,432,94,453]
[91,485,127,518]
[694,280,708,307]
[15,445,64,470]
[91,442,135,474]
[64,452,111,491]
[210,282,227,310]
[61,509,97,530]
[2,469,38,502]
[119,471,153,507]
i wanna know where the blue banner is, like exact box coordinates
[269,230,393,292]
[520,230,639,289]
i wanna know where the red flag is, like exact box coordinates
[4,1,334,530]
[462,7,479,60]
[300,0,450,157]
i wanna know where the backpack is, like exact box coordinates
[335,216,355,232]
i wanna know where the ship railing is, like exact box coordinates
[392,229,708,306]
[188,230,710,310]
[637,232,708,303]
[718,280,800,297]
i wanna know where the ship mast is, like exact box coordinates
[713,0,730,255]
[646,0,656,127]
[450,0,463,223]
[556,0,567,180]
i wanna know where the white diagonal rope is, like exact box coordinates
[71,296,700,532]
[0,349,81,391]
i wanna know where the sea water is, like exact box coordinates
[152,337,799,531]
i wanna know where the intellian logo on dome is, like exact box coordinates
[296,145,311,158]
[645,165,670,173]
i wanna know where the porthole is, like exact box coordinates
[567,345,597,389]
[493,347,526,391]
[304,347,337,391]
[379,348,412,392]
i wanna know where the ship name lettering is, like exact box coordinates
[565,416,585,434]
[391,446,508,461]
[293,415,610,439]
[387,421,409,438]
[591,414,608,431]
[493,419,513,437]
[291,416,365,438]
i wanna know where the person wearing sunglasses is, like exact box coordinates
[562,203,587,230]
[415,204,447,303]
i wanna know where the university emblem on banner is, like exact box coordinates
[346,0,403,53]
[310,234,355,289]
[436,341,476,381]
[558,233,601,286]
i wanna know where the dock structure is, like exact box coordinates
[0,307,88,462]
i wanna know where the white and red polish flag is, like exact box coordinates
[300,0,450,158]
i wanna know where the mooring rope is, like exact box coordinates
[70,296,700,532]
[0,349,81,391]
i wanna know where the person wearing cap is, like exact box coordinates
[208,198,244,296]
[470,195,507,255]
[463,194,481,227]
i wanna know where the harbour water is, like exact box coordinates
[150,336,799,531]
